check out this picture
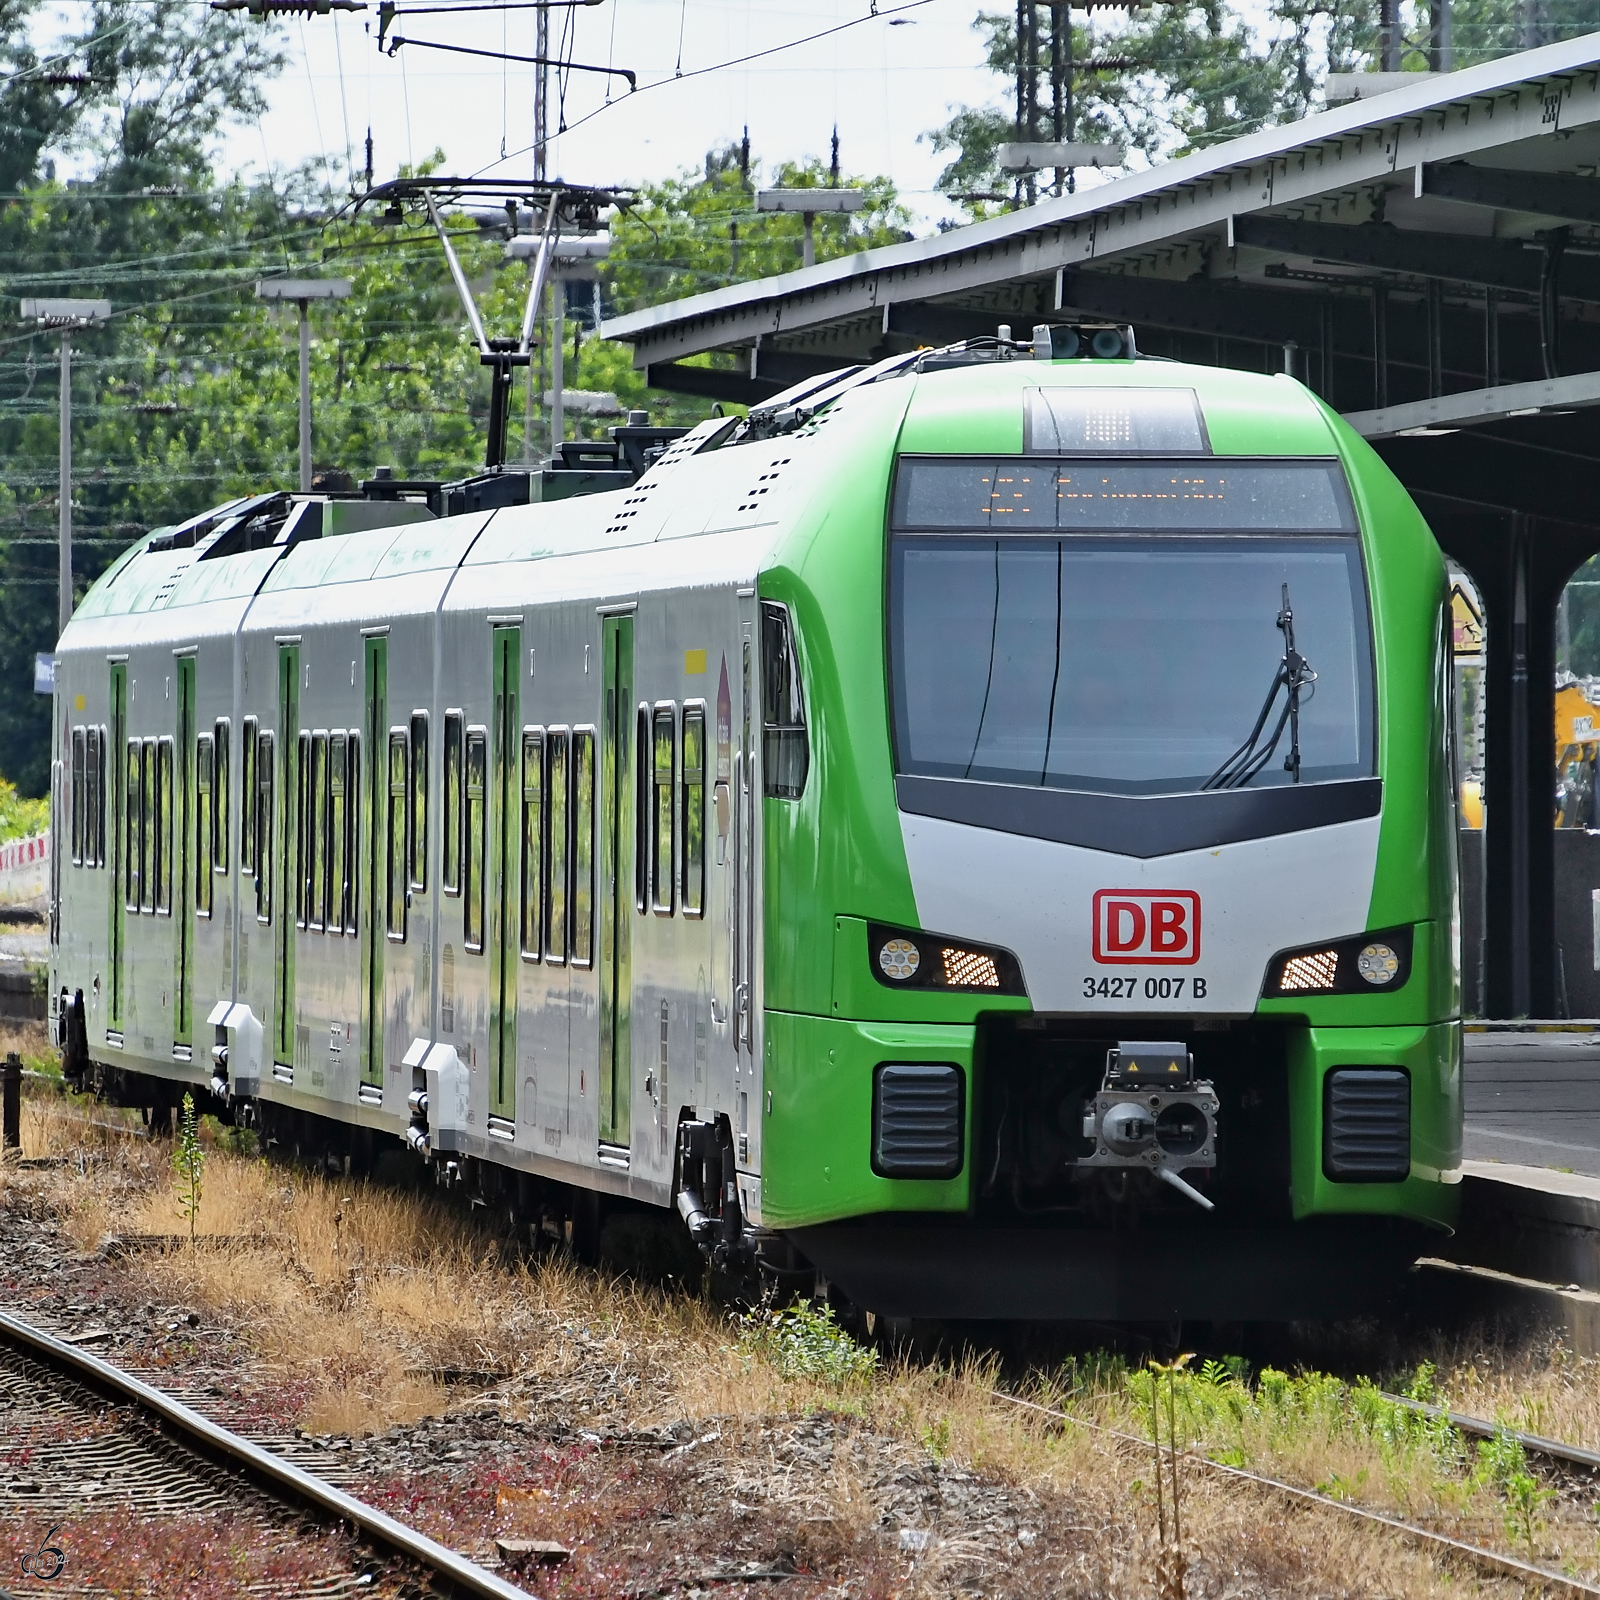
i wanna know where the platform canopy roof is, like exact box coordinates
[601,32,1600,526]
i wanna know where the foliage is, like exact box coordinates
[1060,1352,1572,1558]
[740,1302,878,1388]
[1475,1428,1555,1549]
[0,774,47,842]
[922,0,1598,215]
[172,1089,204,1239]
[606,152,912,313]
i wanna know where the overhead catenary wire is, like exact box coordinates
[469,0,939,176]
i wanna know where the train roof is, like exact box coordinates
[66,355,1347,632]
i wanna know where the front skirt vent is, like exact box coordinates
[1323,1068,1410,1182]
[872,1063,964,1179]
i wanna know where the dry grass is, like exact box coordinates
[4,1113,1588,1596]
[1436,1338,1600,1449]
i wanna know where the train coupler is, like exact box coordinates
[675,1117,755,1271]
[1079,1041,1218,1211]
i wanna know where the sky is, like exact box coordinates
[245,0,1012,232]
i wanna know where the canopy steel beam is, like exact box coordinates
[1347,367,1600,436]
[1058,269,1328,345]
[1421,162,1600,225]
[1231,213,1600,301]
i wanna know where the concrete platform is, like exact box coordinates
[1435,1159,1600,1349]
[1463,1026,1600,1176]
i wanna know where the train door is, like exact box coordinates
[490,626,519,1124]
[109,661,126,1031]
[733,627,755,1060]
[274,645,299,1069]
[599,613,634,1154]
[175,655,194,1048]
[362,635,387,1093]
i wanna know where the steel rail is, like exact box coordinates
[991,1389,1600,1598]
[0,1306,530,1600]
[1379,1390,1600,1474]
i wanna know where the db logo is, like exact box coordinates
[1092,889,1201,966]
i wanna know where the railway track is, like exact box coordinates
[0,1307,530,1599]
[992,1388,1600,1597]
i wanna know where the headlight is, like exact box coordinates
[1356,943,1400,985]
[1263,928,1413,997]
[869,923,1027,996]
[878,938,920,981]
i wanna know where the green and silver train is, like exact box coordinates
[48,331,1461,1321]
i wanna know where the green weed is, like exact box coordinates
[172,1092,205,1241]
[922,1414,953,1461]
[739,1303,878,1388]
[1477,1429,1555,1551]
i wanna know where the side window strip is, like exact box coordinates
[681,704,705,917]
[520,727,543,961]
[410,712,428,892]
[464,728,486,951]
[387,728,409,942]
[572,727,594,968]
[442,711,463,895]
[256,730,274,925]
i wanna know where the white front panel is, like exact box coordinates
[900,814,1383,1013]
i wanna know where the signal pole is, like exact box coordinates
[21,298,111,638]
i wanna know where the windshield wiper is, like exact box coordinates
[1204,582,1318,791]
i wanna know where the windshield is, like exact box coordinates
[889,458,1374,798]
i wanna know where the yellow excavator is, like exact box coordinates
[1458,678,1600,829]
[1452,584,1600,830]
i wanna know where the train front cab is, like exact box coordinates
[759,361,1462,1323]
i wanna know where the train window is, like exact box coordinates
[572,728,594,967]
[155,739,173,915]
[409,713,428,893]
[70,728,85,866]
[195,734,213,918]
[635,705,650,915]
[442,711,463,896]
[652,706,675,915]
[87,728,102,868]
[308,733,327,932]
[256,731,274,925]
[890,531,1374,794]
[213,719,230,875]
[387,729,408,943]
[344,732,360,937]
[293,732,309,929]
[139,740,155,915]
[86,727,102,869]
[329,733,347,935]
[681,705,705,918]
[761,602,809,799]
[125,738,141,912]
[464,728,485,952]
[544,728,568,965]
[520,728,543,961]
[240,717,257,877]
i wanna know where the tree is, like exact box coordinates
[589,146,914,421]
[924,0,1504,214]
[0,2,289,794]
[925,5,1292,210]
